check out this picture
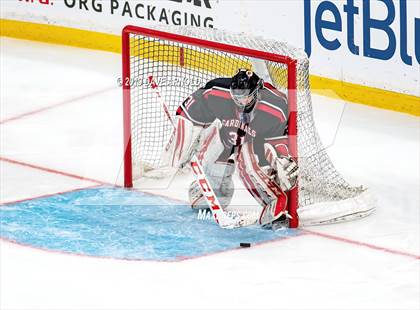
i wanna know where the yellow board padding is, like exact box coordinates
[129,37,250,76]
[310,76,419,116]
[184,49,249,77]
[130,38,181,67]
[0,19,121,53]
[1,18,419,116]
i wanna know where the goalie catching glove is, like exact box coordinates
[264,143,299,192]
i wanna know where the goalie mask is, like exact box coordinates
[230,69,263,111]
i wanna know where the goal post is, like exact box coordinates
[122,26,132,189]
[121,25,375,228]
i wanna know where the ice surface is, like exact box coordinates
[0,37,419,310]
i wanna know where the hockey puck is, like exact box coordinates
[240,242,251,248]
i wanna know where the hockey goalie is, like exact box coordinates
[163,69,298,229]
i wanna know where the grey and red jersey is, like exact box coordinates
[176,77,289,166]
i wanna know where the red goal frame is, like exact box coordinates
[122,26,299,228]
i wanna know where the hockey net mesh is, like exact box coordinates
[126,26,374,225]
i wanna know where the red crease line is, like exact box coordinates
[0,184,101,206]
[0,156,112,186]
[0,237,177,264]
[3,159,418,261]
[302,229,420,260]
[176,231,309,262]
[0,86,117,125]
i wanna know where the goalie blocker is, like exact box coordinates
[162,69,298,229]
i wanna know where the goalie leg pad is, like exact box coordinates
[237,143,284,205]
[189,180,207,210]
[189,161,235,210]
[160,116,203,169]
[237,143,290,227]
[258,191,288,228]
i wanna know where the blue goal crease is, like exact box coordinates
[0,186,299,261]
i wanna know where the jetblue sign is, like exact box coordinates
[304,0,420,66]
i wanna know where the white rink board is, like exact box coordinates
[1,0,419,96]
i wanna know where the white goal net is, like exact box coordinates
[122,25,376,227]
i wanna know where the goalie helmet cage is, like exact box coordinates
[122,25,374,228]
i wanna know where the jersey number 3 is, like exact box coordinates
[228,131,245,146]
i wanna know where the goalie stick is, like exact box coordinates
[148,76,256,229]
